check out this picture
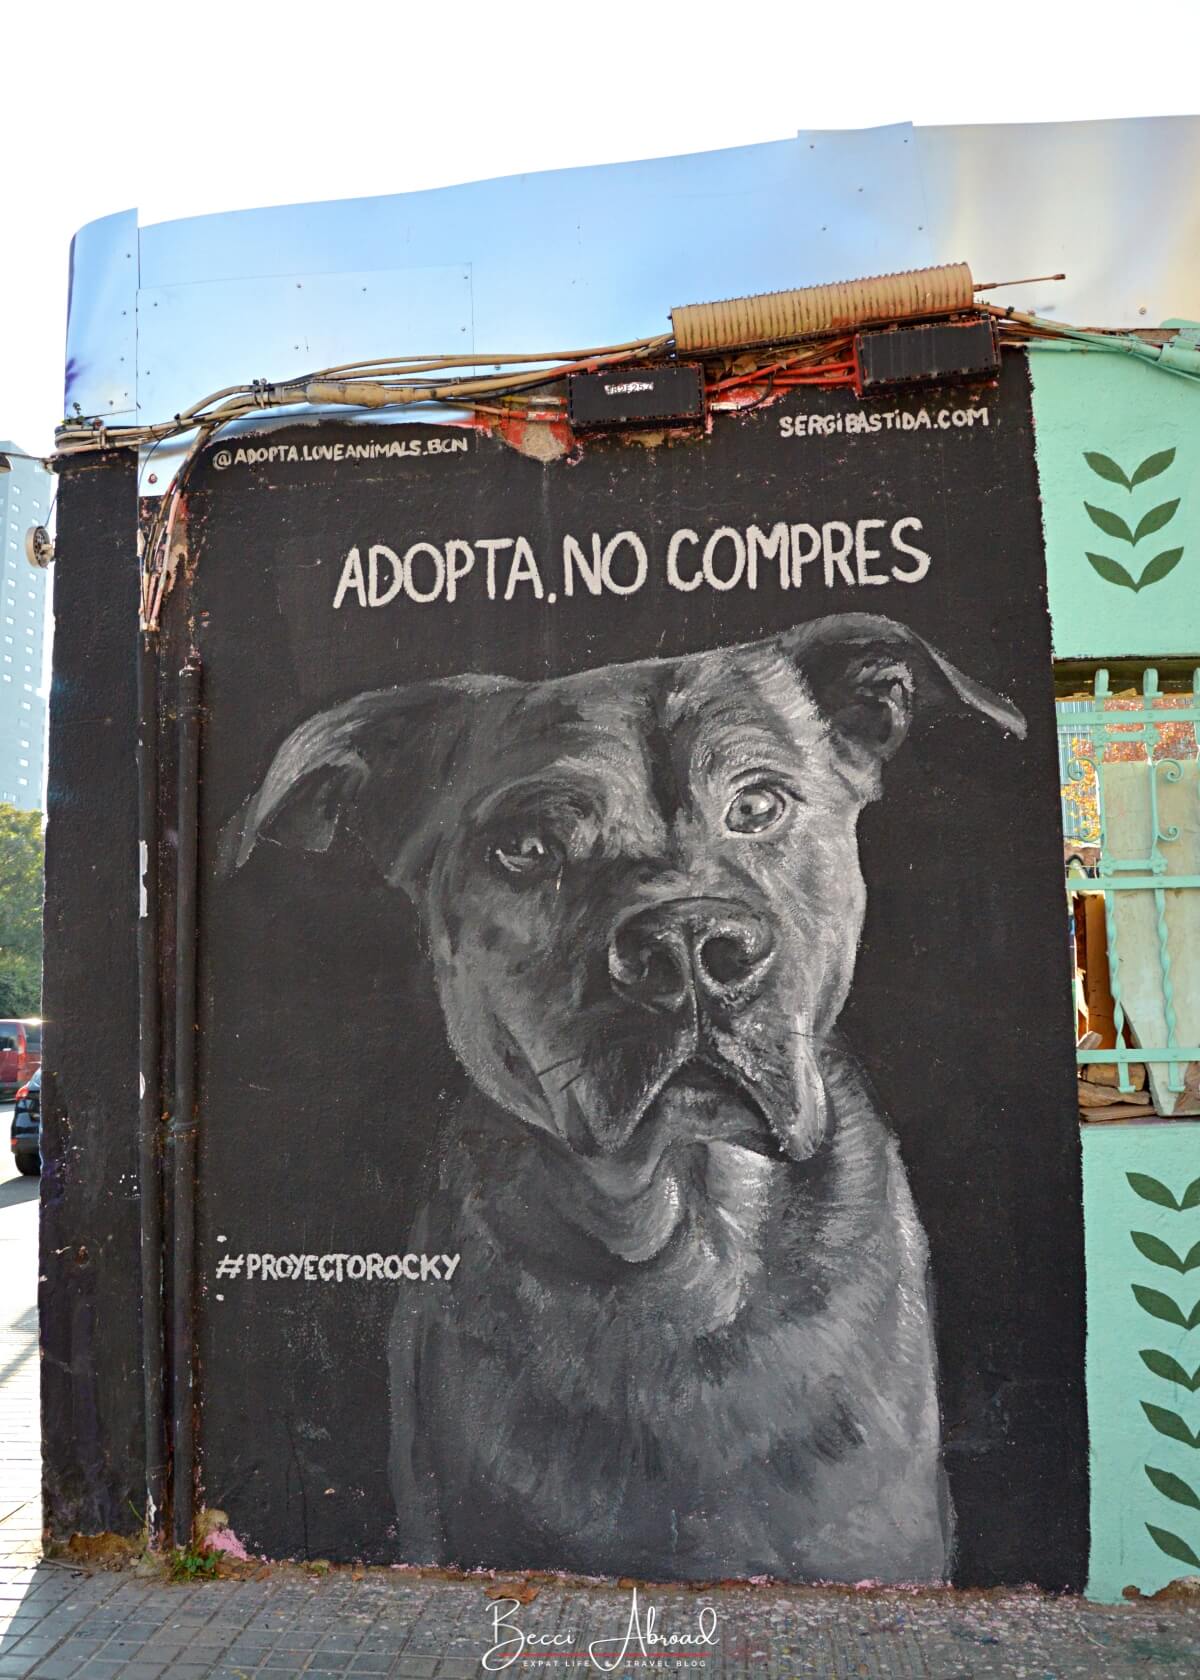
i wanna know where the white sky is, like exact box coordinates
[2,0,1200,453]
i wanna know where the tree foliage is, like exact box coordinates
[0,804,43,1016]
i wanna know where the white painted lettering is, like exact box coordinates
[368,544,404,607]
[890,516,932,583]
[666,528,702,591]
[332,546,367,609]
[855,519,889,585]
[600,531,647,595]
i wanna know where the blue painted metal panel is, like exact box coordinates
[64,208,138,422]
[68,127,929,435]
[63,115,1200,446]
[136,266,474,428]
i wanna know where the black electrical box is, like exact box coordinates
[855,319,999,394]
[568,363,705,430]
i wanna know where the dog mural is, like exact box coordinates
[225,612,1027,1585]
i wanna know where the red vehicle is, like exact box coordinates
[0,1019,41,1100]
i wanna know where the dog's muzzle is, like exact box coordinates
[608,896,775,1017]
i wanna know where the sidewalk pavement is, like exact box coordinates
[2,1564,1200,1680]
[6,1153,1200,1677]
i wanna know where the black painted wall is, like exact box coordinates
[41,452,144,1541]
[181,363,1087,1585]
[41,365,1088,1581]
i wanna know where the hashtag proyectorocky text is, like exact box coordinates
[213,1252,461,1282]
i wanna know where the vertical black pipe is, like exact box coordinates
[136,632,165,1539]
[170,656,202,1549]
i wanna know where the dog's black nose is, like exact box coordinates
[608,897,775,1016]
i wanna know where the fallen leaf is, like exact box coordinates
[485,1580,539,1603]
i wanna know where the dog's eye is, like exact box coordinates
[492,834,559,878]
[725,785,789,836]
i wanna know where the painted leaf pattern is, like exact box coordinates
[1140,1350,1200,1392]
[1130,1174,1200,1578]
[1086,503,1135,543]
[1142,1403,1199,1448]
[1128,1173,1181,1211]
[1130,447,1177,486]
[1082,448,1183,591]
[1133,1285,1190,1327]
[1132,1231,1188,1272]
[1146,1467,1200,1510]
[1136,549,1184,591]
[1087,553,1136,590]
[1133,501,1180,544]
[1084,451,1132,488]
[1147,1525,1200,1569]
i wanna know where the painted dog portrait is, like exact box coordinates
[225,611,1027,1584]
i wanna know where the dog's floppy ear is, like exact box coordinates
[780,612,1026,771]
[219,674,517,887]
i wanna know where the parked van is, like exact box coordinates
[0,1019,41,1099]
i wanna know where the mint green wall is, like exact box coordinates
[1083,1123,1200,1601]
[1037,349,1200,1595]
[1030,350,1200,659]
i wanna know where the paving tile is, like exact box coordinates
[25,1661,85,1680]
[0,1659,39,1679]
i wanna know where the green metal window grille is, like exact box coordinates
[1058,669,1200,1094]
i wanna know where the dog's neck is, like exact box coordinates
[434,1041,894,1337]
